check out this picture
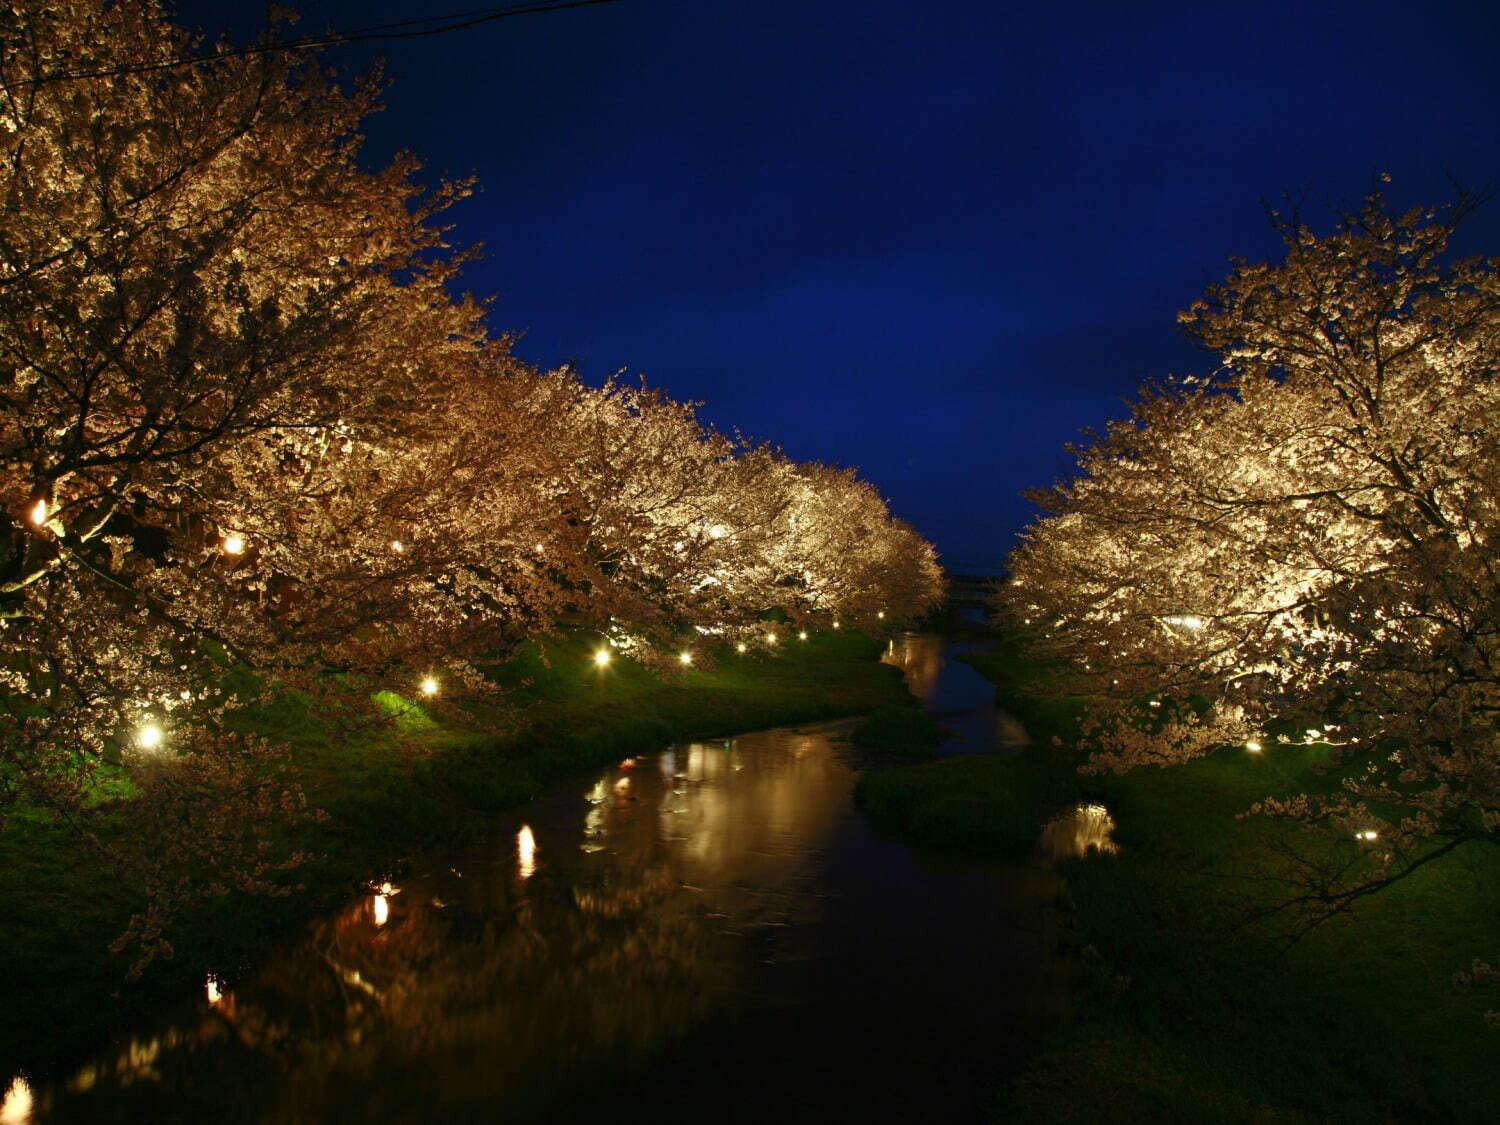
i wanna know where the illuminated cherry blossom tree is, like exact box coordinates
[1005,188,1500,915]
[0,1,942,966]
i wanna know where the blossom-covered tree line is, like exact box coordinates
[0,0,942,956]
[1003,186,1500,919]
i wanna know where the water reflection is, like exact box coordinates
[883,634,944,704]
[1,1075,32,1125]
[35,728,856,1120]
[883,633,1031,754]
[1038,803,1119,860]
[516,824,537,880]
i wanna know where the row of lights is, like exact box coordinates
[594,624,839,669]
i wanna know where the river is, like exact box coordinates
[9,635,1087,1123]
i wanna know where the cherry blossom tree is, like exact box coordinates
[0,1,942,968]
[1004,188,1500,917]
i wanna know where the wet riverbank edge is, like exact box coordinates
[1,629,917,1074]
[862,629,1500,1121]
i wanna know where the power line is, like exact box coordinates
[8,0,623,89]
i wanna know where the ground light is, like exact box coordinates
[679,651,693,666]
[877,611,885,620]
[766,632,777,645]
[517,825,537,880]
[420,676,439,696]
[798,631,808,641]
[221,533,245,555]
[735,642,747,653]
[1246,740,1262,753]
[594,649,611,667]
[137,722,163,750]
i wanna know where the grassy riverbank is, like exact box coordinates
[858,632,1500,1121]
[1,630,906,1074]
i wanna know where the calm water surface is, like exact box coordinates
[14,636,1101,1124]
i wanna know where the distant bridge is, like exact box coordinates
[940,571,1001,626]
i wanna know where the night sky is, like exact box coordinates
[175,0,1500,573]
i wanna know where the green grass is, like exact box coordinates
[0,628,909,1073]
[849,702,947,757]
[850,629,1500,1121]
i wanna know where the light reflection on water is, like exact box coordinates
[27,729,862,1121]
[1,1075,32,1125]
[883,634,944,704]
[24,639,1061,1123]
[883,632,1032,753]
[1038,803,1119,860]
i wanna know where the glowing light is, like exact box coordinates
[372,893,389,926]
[1163,614,1204,629]
[594,649,611,667]
[517,824,537,879]
[391,539,404,553]
[707,524,727,539]
[877,611,885,620]
[534,543,544,553]
[2,1074,33,1124]
[1357,829,1379,842]
[136,723,163,750]
[736,643,747,653]
[26,499,46,526]
[766,632,777,644]
[832,620,841,629]
[1246,740,1263,752]
[420,676,439,696]
[798,631,808,641]
[220,533,245,555]
[205,974,223,1005]
[679,651,693,666]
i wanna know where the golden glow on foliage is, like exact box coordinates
[136,723,163,750]
[594,649,611,667]
[420,676,439,696]
[391,539,404,554]
[707,524,727,539]
[1163,614,1204,629]
[220,534,245,556]
[517,824,537,880]
[679,651,693,666]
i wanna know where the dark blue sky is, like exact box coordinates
[177,0,1500,573]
